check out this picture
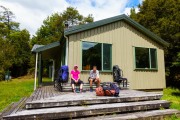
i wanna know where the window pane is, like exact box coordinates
[135,47,150,68]
[103,44,112,70]
[150,49,157,68]
[82,42,102,70]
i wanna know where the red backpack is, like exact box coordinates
[95,86,105,96]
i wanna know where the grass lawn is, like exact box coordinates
[0,77,52,112]
[162,87,180,110]
[0,77,34,112]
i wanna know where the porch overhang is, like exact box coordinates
[31,41,61,90]
[31,41,61,60]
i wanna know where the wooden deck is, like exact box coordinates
[0,85,63,119]
[2,85,180,120]
[26,85,64,102]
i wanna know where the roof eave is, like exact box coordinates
[64,14,169,47]
[33,41,60,53]
[123,16,169,47]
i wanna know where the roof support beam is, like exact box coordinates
[50,59,55,82]
[38,53,42,86]
[65,35,69,65]
[34,53,38,90]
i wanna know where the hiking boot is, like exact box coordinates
[90,88,93,92]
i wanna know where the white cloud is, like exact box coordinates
[0,0,141,36]
[124,7,139,16]
[70,0,129,21]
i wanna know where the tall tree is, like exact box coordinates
[31,13,64,45]
[0,6,19,32]
[61,7,94,26]
[0,27,15,80]
[0,6,31,79]
[130,0,180,87]
[9,29,31,77]
[31,6,94,45]
[30,7,94,77]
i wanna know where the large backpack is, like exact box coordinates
[113,65,122,82]
[103,83,120,97]
[96,86,105,96]
[58,65,69,82]
[110,83,120,97]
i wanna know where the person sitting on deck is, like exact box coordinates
[71,65,83,93]
[88,66,101,92]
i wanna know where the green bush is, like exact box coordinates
[27,67,35,76]
[0,70,5,81]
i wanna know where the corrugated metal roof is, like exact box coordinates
[31,44,44,52]
[31,41,60,53]
[64,14,169,47]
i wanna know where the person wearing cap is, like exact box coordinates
[88,66,101,92]
[71,65,83,93]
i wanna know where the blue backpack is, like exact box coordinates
[110,83,120,97]
[58,65,69,82]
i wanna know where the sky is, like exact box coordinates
[0,0,143,36]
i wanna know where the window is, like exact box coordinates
[82,42,112,71]
[134,47,157,69]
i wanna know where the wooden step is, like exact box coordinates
[61,82,129,87]
[25,91,162,109]
[62,87,129,92]
[75,109,180,120]
[61,82,129,92]
[0,97,27,119]
[3,100,170,120]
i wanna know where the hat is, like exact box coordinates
[74,65,78,68]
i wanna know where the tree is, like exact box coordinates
[30,6,94,77]
[80,14,94,24]
[0,6,19,32]
[0,6,31,79]
[61,7,83,26]
[61,7,94,26]
[31,13,64,45]
[0,31,15,80]
[9,29,31,77]
[31,6,94,45]
[130,0,180,87]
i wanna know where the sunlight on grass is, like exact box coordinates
[0,77,52,112]
[0,78,34,112]
[162,87,180,111]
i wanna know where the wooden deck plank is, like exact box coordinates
[11,97,28,114]
[36,87,42,100]
[32,87,41,101]
[0,97,28,119]
[76,109,180,120]
[4,100,170,120]
[25,82,129,103]
[26,89,37,102]
[27,82,128,103]
[46,86,50,98]
[49,86,54,97]
[42,86,45,99]
[25,91,163,109]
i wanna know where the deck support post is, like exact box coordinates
[51,59,55,82]
[34,52,38,90]
[38,53,42,86]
